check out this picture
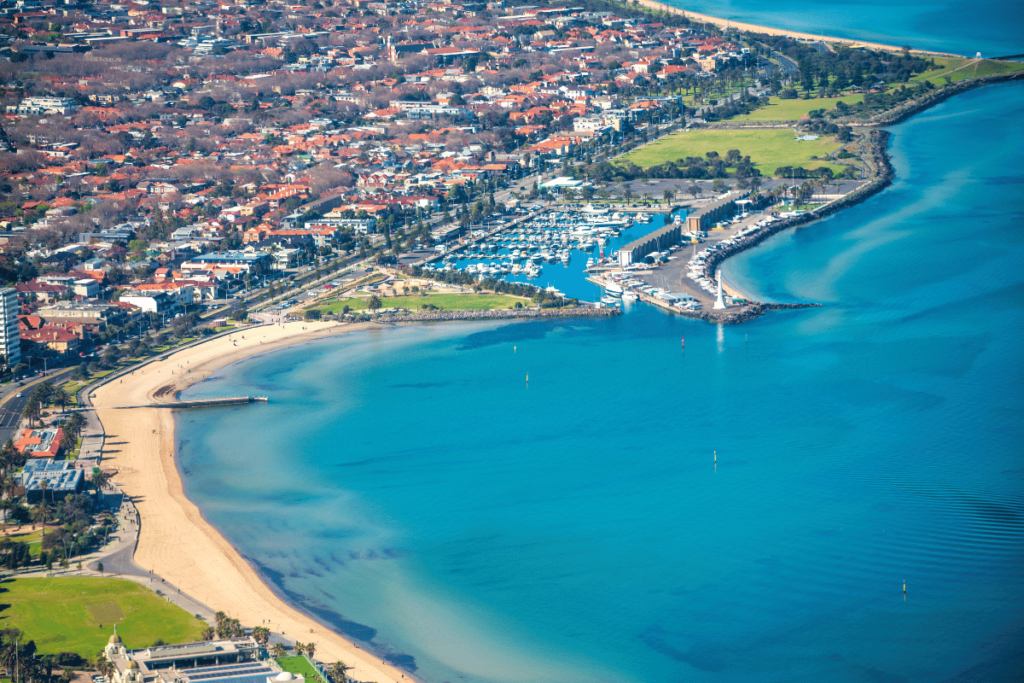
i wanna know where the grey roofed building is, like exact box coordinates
[20,459,84,503]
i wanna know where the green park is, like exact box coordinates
[732,93,866,122]
[912,56,1024,85]
[312,292,530,315]
[0,577,205,657]
[618,128,847,177]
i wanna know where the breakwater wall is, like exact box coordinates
[702,129,894,290]
[381,307,621,323]
[869,70,1024,127]
[678,301,822,324]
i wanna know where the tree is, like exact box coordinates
[90,470,110,501]
[251,626,270,646]
[272,643,286,658]
[305,642,316,659]
[293,642,306,656]
[663,189,674,203]
[329,662,352,683]
[367,295,382,312]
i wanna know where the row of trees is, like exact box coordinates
[2,628,83,683]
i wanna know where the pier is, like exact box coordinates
[131,396,269,409]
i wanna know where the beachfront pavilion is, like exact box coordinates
[105,634,281,683]
[20,458,84,503]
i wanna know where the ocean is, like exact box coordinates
[178,82,1024,681]
[660,0,1024,58]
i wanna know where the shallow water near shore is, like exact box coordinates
[178,83,1024,682]
[660,0,1023,58]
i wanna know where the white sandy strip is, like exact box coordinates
[93,321,415,683]
[720,274,759,303]
[635,0,963,56]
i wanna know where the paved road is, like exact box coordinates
[0,367,75,445]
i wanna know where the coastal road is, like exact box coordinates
[0,367,75,445]
[773,50,800,77]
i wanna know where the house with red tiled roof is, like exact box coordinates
[14,427,65,458]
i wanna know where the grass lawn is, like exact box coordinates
[313,292,529,314]
[5,529,44,557]
[619,129,845,176]
[276,657,327,683]
[912,57,1024,85]
[0,577,205,656]
[732,94,865,122]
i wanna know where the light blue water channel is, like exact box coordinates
[659,0,1024,58]
[178,82,1024,682]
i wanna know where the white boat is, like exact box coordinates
[600,296,621,305]
[621,292,638,302]
[604,283,624,297]
[586,257,595,269]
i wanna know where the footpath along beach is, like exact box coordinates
[92,320,415,683]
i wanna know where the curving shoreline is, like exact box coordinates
[696,72,1024,322]
[632,0,964,56]
[84,37,1020,683]
[92,321,421,683]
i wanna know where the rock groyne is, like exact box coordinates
[374,306,621,324]
[692,128,895,323]
[869,70,1024,127]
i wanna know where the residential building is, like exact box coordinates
[14,427,65,458]
[6,97,80,116]
[0,287,21,370]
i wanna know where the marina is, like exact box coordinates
[422,194,823,320]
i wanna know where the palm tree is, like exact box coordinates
[329,662,351,683]
[251,626,270,646]
[59,429,76,454]
[367,295,382,312]
[305,642,315,660]
[64,412,85,440]
[272,643,286,658]
[52,388,68,413]
[293,642,305,656]
[201,627,215,641]
[21,397,41,427]
[90,470,111,501]
[0,440,19,479]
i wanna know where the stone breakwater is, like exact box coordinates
[869,71,1024,126]
[695,129,895,323]
[379,307,621,324]
[681,301,823,324]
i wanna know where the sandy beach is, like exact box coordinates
[636,0,963,56]
[92,320,415,683]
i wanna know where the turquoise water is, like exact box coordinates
[178,82,1024,682]
[661,0,1024,58]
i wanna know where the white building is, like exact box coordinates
[0,287,21,370]
[7,97,80,116]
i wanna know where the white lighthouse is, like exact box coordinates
[714,270,727,309]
